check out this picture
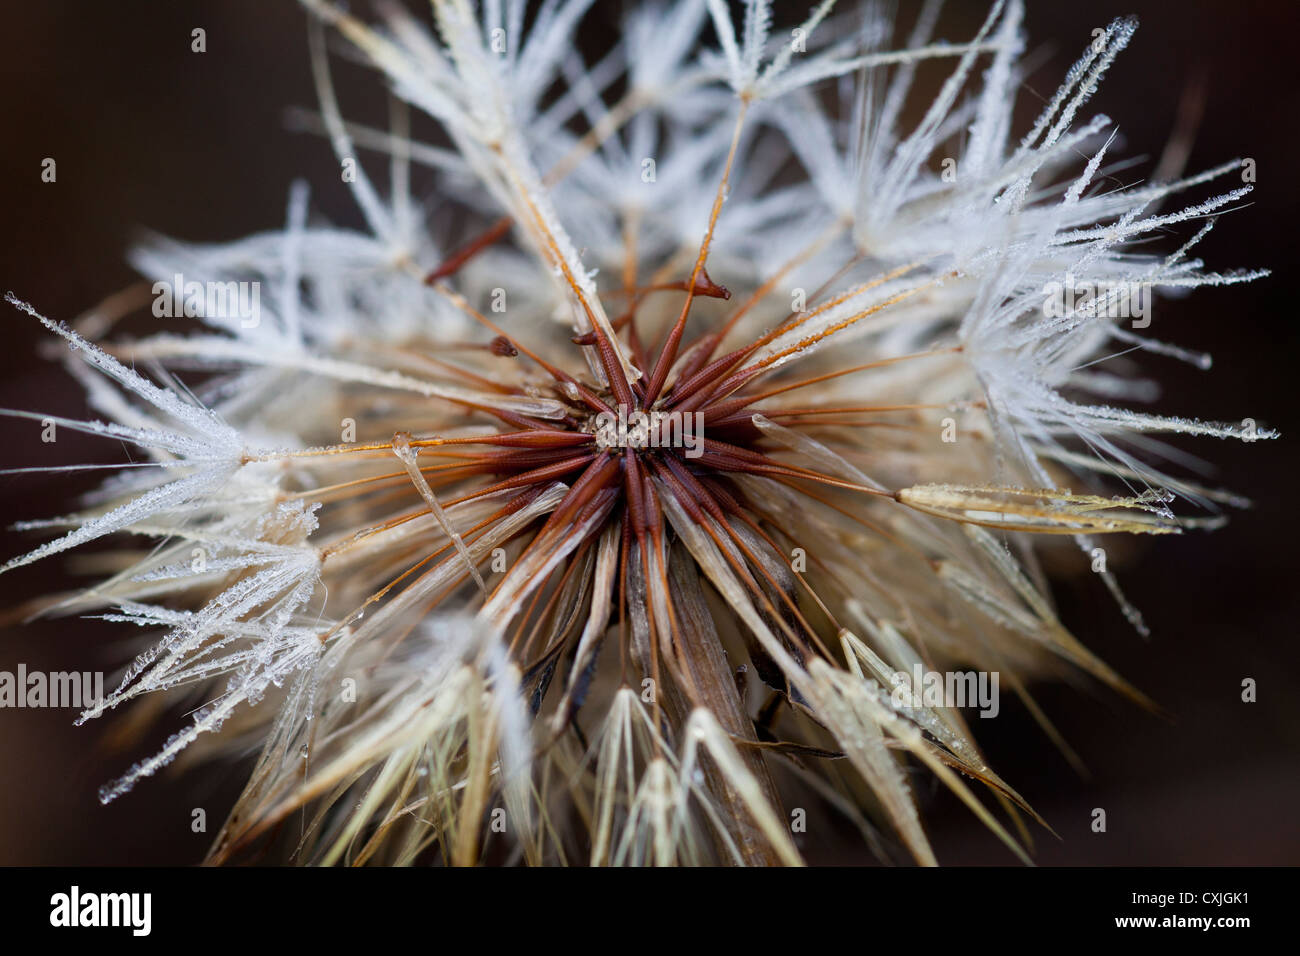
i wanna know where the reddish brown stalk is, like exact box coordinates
[658,456,828,658]
[697,475,842,634]
[641,104,749,406]
[672,264,929,413]
[439,453,598,509]
[600,271,731,302]
[648,457,813,661]
[617,516,631,682]
[481,456,621,615]
[693,287,936,411]
[622,452,650,543]
[692,438,893,497]
[718,349,965,412]
[706,405,936,430]
[433,281,616,416]
[663,346,753,412]
[585,320,638,412]
[409,430,595,450]
[674,221,850,385]
[423,215,514,283]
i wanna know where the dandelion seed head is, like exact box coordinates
[2,0,1274,865]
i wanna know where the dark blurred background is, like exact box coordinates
[0,0,1295,865]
